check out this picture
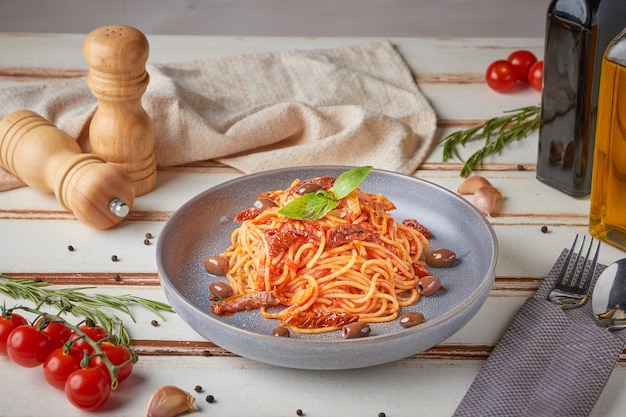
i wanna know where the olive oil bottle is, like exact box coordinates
[537,0,626,196]
[589,29,626,250]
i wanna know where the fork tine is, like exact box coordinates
[556,233,579,286]
[549,234,600,309]
[568,235,587,286]
[577,237,601,293]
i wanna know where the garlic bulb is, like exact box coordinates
[457,175,494,194]
[146,385,198,417]
[472,186,503,216]
[457,175,503,215]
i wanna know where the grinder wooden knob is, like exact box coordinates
[83,24,157,197]
[0,110,135,229]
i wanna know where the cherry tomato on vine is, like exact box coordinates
[68,324,108,353]
[0,312,28,356]
[89,341,135,384]
[36,317,72,350]
[65,366,111,411]
[43,346,84,390]
[529,60,544,92]
[485,59,517,93]
[6,324,54,367]
[507,50,538,83]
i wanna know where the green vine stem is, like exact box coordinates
[441,105,541,177]
[0,273,175,345]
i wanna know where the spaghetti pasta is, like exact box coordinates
[209,172,435,334]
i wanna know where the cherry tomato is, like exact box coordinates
[65,367,111,411]
[43,346,83,390]
[89,342,134,383]
[485,60,517,93]
[0,312,28,356]
[507,50,538,83]
[529,60,543,92]
[6,324,54,367]
[68,324,108,353]
[36,317,72,350]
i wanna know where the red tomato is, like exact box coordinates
[529,60,543,92]
[36,317,73,350]
[485,60,517,93]
[0,312,28,355]
[507,50,538,83]
[89,342,134,384]
[68,324,108,353]
[65,367,111,411]
[6,324,54,367]
[43,346,84,390]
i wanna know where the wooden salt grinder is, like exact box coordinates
[0,110,135,229]
[83,25,157,196]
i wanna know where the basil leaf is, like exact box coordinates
[279,192,338,220]
[332,166,373,199]
[277,166,372,220]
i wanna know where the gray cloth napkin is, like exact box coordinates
[453,249,626,417]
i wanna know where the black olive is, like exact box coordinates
[425,248,457,268]
[341,322,371,339]
[297,183,323,195]
[204,256,228,275]
[399,311,425,328]
[417,275,442,296]
[253,197,278,212]
[272,326,291,337]
[209,281,234,299]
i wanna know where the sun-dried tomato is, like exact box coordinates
[402,219,433,238]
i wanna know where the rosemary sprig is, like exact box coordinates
[441,105,540,177]
[0,273,175,345]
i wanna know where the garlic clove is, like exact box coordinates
[472,186,503,216]
[457,175,494,194]
[146,385,198,417]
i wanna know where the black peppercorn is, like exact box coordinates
[205,394,215,403]
[145,232,153,239]
[296,409,304,416]
[194,385,203,393]
[151,319,159,326]
[111,255,119,262]
[67,245,75,252]
[541,225,548,233]
[113,274,121,282]
[143,239,151,245]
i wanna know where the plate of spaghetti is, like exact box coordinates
[157,166,498,370]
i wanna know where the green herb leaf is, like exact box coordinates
[278,166,372,220]
[333,165,373,199]
[279,192,338,220]
[440,106,540,177]
[0,273,174,346]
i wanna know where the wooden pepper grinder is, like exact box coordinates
[0,110,135,229]
[83,25,157,196]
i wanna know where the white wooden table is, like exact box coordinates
[1,33,625,417]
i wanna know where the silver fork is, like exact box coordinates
[548,234,601,309]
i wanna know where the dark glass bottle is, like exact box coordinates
[536,0,626,196]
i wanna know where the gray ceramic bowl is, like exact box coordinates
[157,166,498,370]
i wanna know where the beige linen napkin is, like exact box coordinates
[0,40,436,191]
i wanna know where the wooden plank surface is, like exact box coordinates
[1,34,625,417]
